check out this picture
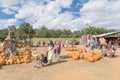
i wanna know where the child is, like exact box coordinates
[34,50,48,68]
[54,40,61,62]
[102,46,107,57]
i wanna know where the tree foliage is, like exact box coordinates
[16,22,35,40]
[0,22,118,39]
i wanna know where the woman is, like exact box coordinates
[47,41,54,64]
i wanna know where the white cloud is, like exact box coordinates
[80,0,120,30]
[1,8,15,14]
[0,0,20,14]
[0,0,120,31]
[0,0,20,7]
[0,18,17,29]
[15,0,74,29]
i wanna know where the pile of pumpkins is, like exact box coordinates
[65,46,78,51]
[0,46,32,66]
[66,46,102,62]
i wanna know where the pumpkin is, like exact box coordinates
[9,59,14,65]
[23,55,31,63]
[88,53,94,57]
[93,54,99,60]
[83,54,88,59]
[24,60,30,63]
[69,48,73,51]
[96,53,102,59]
[17,59,21,64]
[6,60,10,65]
[79,54,84,59]
[73,48,77,51]
[20,59,24,63]
[0,52,7,57]
[0,58,6,66]
[9,56,15,60]
[65,48,69,51]
[78,49,83,53]
[87,56,95,62]
[88,50,94,54]
[72,54,79,60]
[76,52,80,56]
[8,56,15,64]
[67,53,72,58]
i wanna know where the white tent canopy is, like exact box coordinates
[93,31,120,38]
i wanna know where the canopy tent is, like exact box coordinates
[93,31,120,38]
[93,31,120,46]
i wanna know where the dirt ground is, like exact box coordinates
[0,46,120,80]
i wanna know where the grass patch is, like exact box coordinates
[31,38,80,42]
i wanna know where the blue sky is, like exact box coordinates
[0,0,120,31]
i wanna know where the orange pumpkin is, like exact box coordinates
[23,55,31,63]
[0,52,7,57]
[76,52,80,56]
[78,49,83,53]
[96,53,102,59]
[9,59,14,65]
[79,54,84,59]
[6,60,10,65]
[0,58,6,66]
[72,55,79,60]
[87,56,95,62]
[88,53,94,57]
[83,54,88,59]
[93,54,99,60]
[67,53,72,58]
[17,59,21,64]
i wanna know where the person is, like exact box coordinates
[97,38,101,49]
[43,40,45,47]
[101,46,107,57]
[61,40,64,48]
[86,38,90,47]
[54,40,61,62]
[107,41,112,50]
[47,41,54,64]
[107,43,116,58]
[64,39,68,48]
[89,37,96,50]
[34,50,48,68]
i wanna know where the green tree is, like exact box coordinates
[16,22,35,40]
[0,29,8,41]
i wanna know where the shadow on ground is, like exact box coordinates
[60,55,67,59]
[45,60,67,67]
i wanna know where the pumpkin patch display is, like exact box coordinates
[66,46,103,62]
